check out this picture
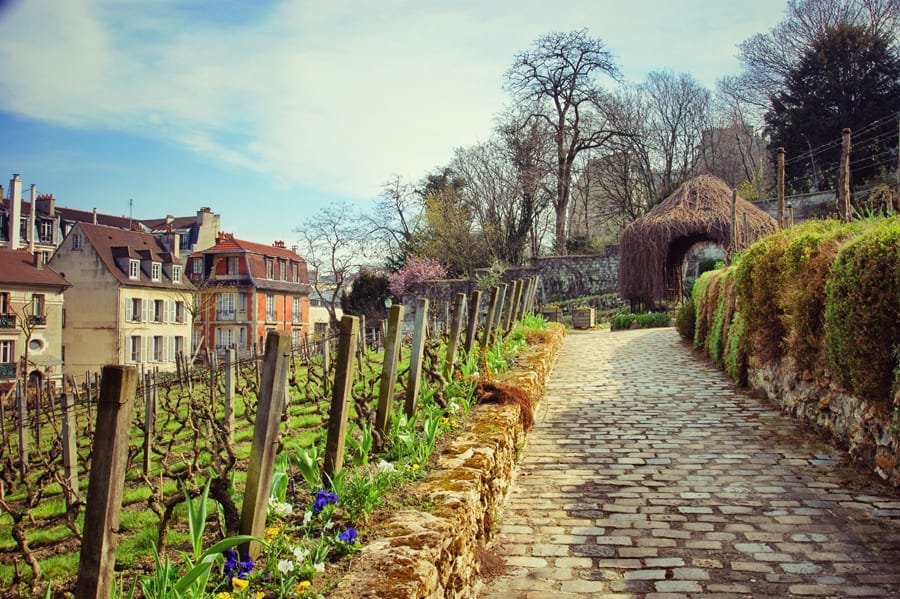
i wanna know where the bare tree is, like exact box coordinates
[505,29,622,254]
[720,0,898,111]
[367,176,423,269]
[295,203,368,330]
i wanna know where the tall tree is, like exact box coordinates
[505,29,621,254]
[721,0,898,112]
[765,23,900,192]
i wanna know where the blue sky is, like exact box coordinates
[0,0,788,245]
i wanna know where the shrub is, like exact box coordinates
[824,216,900,406]
[387,256,448,296]
[675,299,695,341]
[611,312,671,331]
[724,311,748,385]
[734,229,794,363]
[692,269,720,350]
[778,220,862,372]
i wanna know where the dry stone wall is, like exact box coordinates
[329,324,565,599]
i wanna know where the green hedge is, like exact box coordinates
[610,312,672,331]
[683,216,899,406]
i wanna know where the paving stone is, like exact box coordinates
[478,329,900,598]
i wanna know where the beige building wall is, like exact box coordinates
[118,287,192,371]
[0,286,66,381]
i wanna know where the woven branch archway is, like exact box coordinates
[619,174,778,306]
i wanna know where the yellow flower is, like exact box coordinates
[440,417,449,425]
[231,577,249,590]
[266,526,281,541]
[295,580,312,592]
[255,593,266,599]
[216,593,232,599]
[411,463,420,471]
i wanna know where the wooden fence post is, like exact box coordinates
[142,372,154,475]
[839,128,852,221]
[17,381,27,480]
[75,365,137,599]
[463,290,482,357]
[495,284,510,338]
[322,316,359,484]
[60,388,79,500]
[374,304,404,443]
[776,146,785,229]
[404,298,430,418]
[443,293,467,380]
[239,331,291,558]
[224,348,236,443]
[510,279,525,325]
[481,286,501,349]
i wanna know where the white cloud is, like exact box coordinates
[0,0,787,201]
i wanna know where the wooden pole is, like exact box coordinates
[443,293,467,380]
[787,203,794,228]
[510,279,525,325]
[17,381,27,480]
[839,128,852,221]
[463,290,482,357]
[60,389,79,500]
[239,331,291,558]
[776,146,785,229]
[322,315,359,484]
[224,348,236,443]
[75,365,137,599]
[404,298,430,418]
[374,304,404,442]
[142,372,153,475]
[481,286,501,349]
[730,188,737,260]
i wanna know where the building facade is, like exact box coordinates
[0,248,70,389]
[187,233,309,356]
[49,222,193,376]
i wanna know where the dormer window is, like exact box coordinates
[129,259,140,280]
[151,263,161,281]
[172,265,182,283]
[72,233,82,250]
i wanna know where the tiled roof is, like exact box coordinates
[0,248,71,289]
[76,222,192,289]
[141,215,198,231]
[55,206,136,230]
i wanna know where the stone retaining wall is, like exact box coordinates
[330,325,565,598]
[749,361,900,487]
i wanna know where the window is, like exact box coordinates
[279,260,286,281]
[31,294,45,317]
[192,258,203,275]
[292,328,300,346]
[39,219,54,244]
[217,292,236,319]
[192,329,202,351]
[153,336,163,361]
[238,292,248,314]
[175,301,185,323]
[0,292,9,314]
[216,327,234,348]
[154,300,164,322]
[266,294,276,321]
[129,259,140,280]
[72,233,82,250]
[151,262,161,281]
[172,265,182,283]
[130,335,142,362]
[292,297,300,321]
[0,340,14,363]
[265,258,274,279]
[314,322,327,337]
[130,298,142,321]
[238,326,246,348]
[227,257,238,275]
[174,336,184,357]
[0,213,7,241]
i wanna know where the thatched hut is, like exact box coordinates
[619,174,778,306]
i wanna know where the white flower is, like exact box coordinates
[447,401,460,414]
[314,562,326,573]
[324,520,335,530]
[277,558,295,574]
[303,510,313,526]
[376,459,396,473]
[292,545,310,562]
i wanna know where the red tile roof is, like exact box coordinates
[0,249,71,289]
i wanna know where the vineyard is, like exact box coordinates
[0,279,541,597]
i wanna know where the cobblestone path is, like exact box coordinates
[478,327,900,598]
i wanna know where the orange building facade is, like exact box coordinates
[187,232,309,356]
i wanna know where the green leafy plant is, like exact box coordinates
[347,420,375,468]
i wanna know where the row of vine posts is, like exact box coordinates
[53,276,538,597]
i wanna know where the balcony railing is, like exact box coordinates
[0,314,16,329]
[27,314,47,326]
[216,310,236,321]
[0,362,16,378]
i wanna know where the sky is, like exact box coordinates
[0,0,789,245]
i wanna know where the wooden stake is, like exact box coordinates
[322,316,359,484]
[374,304,404,442]
[404,298,429,418]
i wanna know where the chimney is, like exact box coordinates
[92,207,97,224]
[9,174,22,249]
[162,230,180,259]
[28,184,36,253]
[36,193,55,216]
[33,251,43,269]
